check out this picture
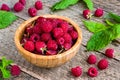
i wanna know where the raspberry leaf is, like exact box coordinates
[83,21,107,33]
[0,57,13,79]
[0,11,17,29]
[0,67,11,79]
[51,0,79,11]
[105,12,120,23]
[105,19,114,26]
[2,57,13,68]
[87,24,120,51]
[83,0,94,10]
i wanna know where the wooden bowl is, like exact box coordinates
[14,15,82,68]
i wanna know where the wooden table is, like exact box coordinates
[0,0,120,80]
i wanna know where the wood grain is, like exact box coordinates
[0,0,120,79]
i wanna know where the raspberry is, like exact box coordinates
[30,34,40,42]
[63,43,72,50]
[63,33,72,43]
[13,2,24,12]
[59,22,69,33]
[88,67,98,77]
[48,19,61,28]
[25,27,33,35]
[35,0,43,10]
[28,7,37,17]
[94,8,104,17]
[47,40,58,50]
[1,4,10,11]
[36,17,46,23]
[41,33,52,42]
[52,28,64,38]
[19,0,26,5]
[35,41,46,54]
[87,54,97,64]
[105,48,114,58]
[41,21,53,33]
[83,9,91,19]
[11,65,21,76]
[46,50,57,55]
[33,24,42,34]
[97,59,108,70]
[71,66,82,77]
[24,41,35,52]
[70,30,78,40]
[56,37,65,45]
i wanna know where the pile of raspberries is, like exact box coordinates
[71,48,114,78]
[21,16,78,55]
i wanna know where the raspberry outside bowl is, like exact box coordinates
[14,15,82,68]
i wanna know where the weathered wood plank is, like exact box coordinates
[0,0,120,79]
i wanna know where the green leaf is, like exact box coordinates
[105,12,120,23]
[83,21,107,33]
[83,0,94,10]
[51,0,79,11]
[105,19,114,26]
[0,67,11,79]
[0,57,13,79]
[87,24,120,51]
[2,57,13,68]
[0,11,17,29]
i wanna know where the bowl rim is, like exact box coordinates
[14,15,82,59]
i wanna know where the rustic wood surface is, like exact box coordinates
[0,0,120,80]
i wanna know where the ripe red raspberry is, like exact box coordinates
[24,41,35,52]
[41,33,52,42]
[53,28,64,38]
[35,41,46,54]
[1,4,10,11]
[63,33,72,43]
[11,65,21,76]
[71,66,82,77]
[36,17,46,23]
[97,59,108,70]
[56,37,65,45]
[47,40,58,50]
[33,24,42,34]
[83,9,91,19]
[28,7,37,17]
[49,19,62,28]
[70,30,78,40]
[46,50,57,55]
[88,67,98,77]
[105,48,114,58]
[59,22,69,33]
[25,27,33,35]
[19,0,26,5]
[94,8,104,17]
[41,21,53,33]
[30,34,40,42]
[87,54,97,64]
[35,0,43,10]
[13,2,24,12]
[63,43,72,50]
